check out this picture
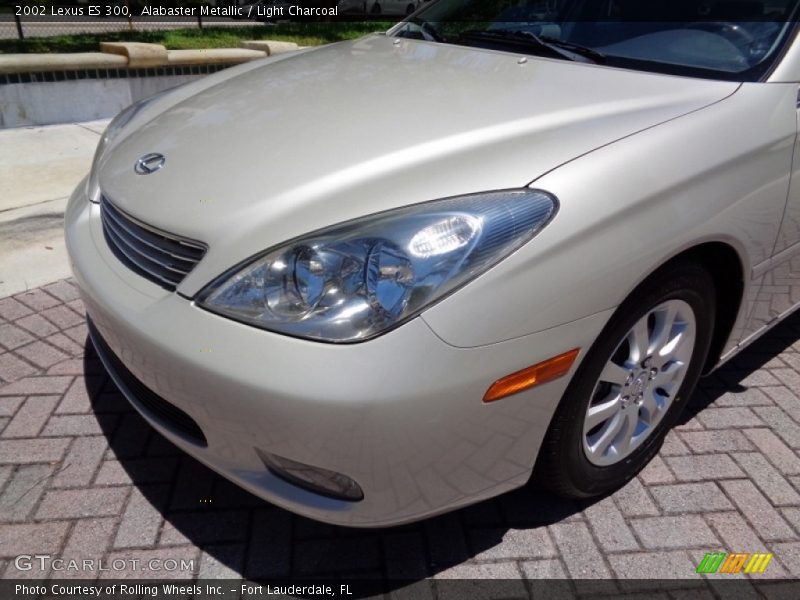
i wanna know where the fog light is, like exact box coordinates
[256,448,364,501]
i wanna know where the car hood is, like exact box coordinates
[98,35,739,295]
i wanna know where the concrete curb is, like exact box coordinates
[0,52,127,74]
[168,47,266,66]
[240,40,299,55]
[0,40,302,74]
[99,42,169,68]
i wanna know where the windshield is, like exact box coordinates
[393,0,800,80]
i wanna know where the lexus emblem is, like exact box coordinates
[135,153,166,175]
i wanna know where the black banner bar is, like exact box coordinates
[3,579,800,600]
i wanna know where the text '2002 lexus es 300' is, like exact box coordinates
[66,1,800,526]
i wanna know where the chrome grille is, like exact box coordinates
[100,198,207,291]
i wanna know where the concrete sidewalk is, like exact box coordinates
[0,120,108,298]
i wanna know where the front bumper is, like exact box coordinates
[65,181,612,526]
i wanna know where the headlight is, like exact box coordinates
[87,90,170,203]
[198,190,557,342]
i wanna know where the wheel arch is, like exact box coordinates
[637,241,746,374]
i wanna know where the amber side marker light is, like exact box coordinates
[483,348,581,403]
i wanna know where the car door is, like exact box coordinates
[760,100,800,320]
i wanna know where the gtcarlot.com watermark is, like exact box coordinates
[13,554,195,574]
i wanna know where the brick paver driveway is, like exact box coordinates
[2,279,800,593]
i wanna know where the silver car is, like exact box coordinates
[367,0,421,16]
[66,0,800,526]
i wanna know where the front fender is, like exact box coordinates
[422,82,796,349]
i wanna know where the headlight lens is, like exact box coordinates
[198,190,557,342]
[87,90,170,203]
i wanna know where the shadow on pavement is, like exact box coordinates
[679,311,800,425]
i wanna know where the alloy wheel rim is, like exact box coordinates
[582,299,696,467]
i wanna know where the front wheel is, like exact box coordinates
[538,260,715,498]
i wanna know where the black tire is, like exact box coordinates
[406,3,415,14]
[537,260,716,498]
[371,3,381,14]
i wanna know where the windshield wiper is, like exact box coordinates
[405,17,446,43]
[457,29,605,64]
[538,34,606,63]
